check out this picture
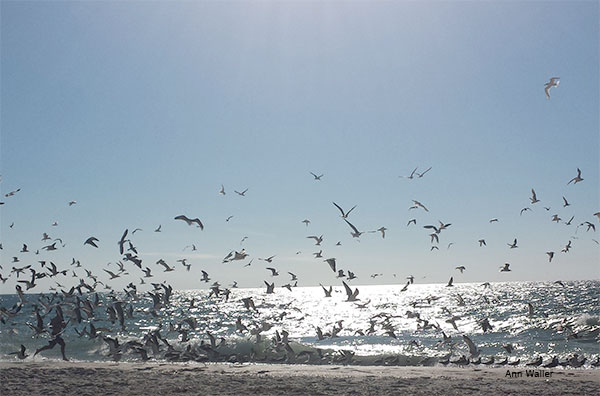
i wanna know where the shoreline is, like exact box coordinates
[1,361,598,396]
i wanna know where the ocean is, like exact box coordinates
[1,280,598,367]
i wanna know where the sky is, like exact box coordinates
[1,1,598,293]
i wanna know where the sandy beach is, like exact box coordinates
[1,361,598,396]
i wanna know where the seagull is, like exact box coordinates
[68,200,77,206]
[347,271,357,280]
[400,167,418,179]
[156,259,174,272]
[374,226,387,238]
[266,267,279,277]
[154,225,161,232]
[307,235,323,245]
[234,188,248,196]
[219,185,226,195]
[320,284,333,297]
[9,345,28,360]
[455,266,466,273]
[302,219,310,226]
[142,267,153,278]
[337,269,346,278]
[259,255,276,263]
[583,221,596,232]
[344,219,363,238]
[507,238,518,249]
[332,202,357,219]
[264,281,275,294]
[530,189,540,204]
[103,269,121,279]
[84,237,99,248]
[342,281,360,302]
[489,218,499,223]
[562,240,572,252]
[552,214,562,223]
[407,219,417,226]
[500,263,511,272]
[567,168,583,185]
[416,167,432,178]
[554,280,565,287]
[544,77,560,99]
[410,200,429,212]
[288,272,298,281]
[118,229,128,255]
[225,216,234,222]
[313,250,323,258]
[446,277,454,287]
[562,196,570,207]
[463,335,480,358]
[520,207,531,216]
[546,252,555,262]
[565,216,574,226]
[201,270,210,283]
[478,239,486,247]
[310,172,323,180]
[174,215,204,229]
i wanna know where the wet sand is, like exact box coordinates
[1,361,598,396]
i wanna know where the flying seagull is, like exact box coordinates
[416,167,432,178]
[84,237,99,248]
[342,281,360,302]
[567,168,583,185]
[344,219,363,238]
[544,77,560,99]
[410,200,429,212]
[310,172,323,180]
[530,189,540,204]
[174,215,204,230]
[332,202,357,219]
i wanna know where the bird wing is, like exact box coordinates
[463,335,479,356]
[174,215,191,224]
[344,219,360,234]
[342,281,353,297]
[332,202,345,216]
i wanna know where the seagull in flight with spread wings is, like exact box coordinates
[544,77,560,99]
[310,172,324,180]
[174,215,204,230]
[567,168,583,185]
[332,202,357,219]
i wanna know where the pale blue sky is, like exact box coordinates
[1,1,598,292]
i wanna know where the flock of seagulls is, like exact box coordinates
[0,77,598,367]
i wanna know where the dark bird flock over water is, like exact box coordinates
[0,80,599,367]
